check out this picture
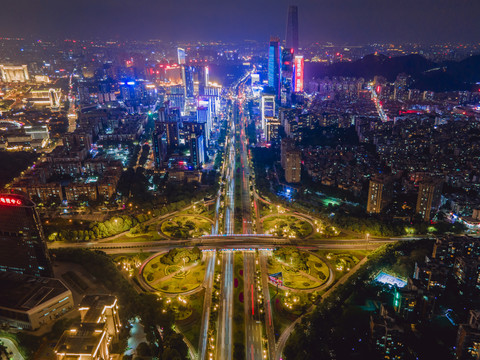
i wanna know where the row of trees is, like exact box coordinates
[46,196,206,242]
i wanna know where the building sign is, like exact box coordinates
[0,196,22,206]
[294,55,304,93]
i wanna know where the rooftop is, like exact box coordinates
[54,322,106,357]
[0,272,70,311]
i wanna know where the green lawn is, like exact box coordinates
[267,253,329,290]
[142,253,206,294]
[316,249,369,284]
[268,285,307,341]
[258,201,275,218]
[181,204,215,221]
[176,289,206,351]
[262,215,313,238]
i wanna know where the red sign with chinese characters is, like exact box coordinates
[294,56,304,93]
[0,196,22,206]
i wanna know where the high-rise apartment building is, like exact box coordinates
[152,130,167,170]
[416,179,443,221]
[367,176,392,214]
[281,138,301,183]
[0,193,53,277]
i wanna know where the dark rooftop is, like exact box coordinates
[0,272,70,311]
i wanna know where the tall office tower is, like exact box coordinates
[166,85,186,115]
[280,138,301,183]
[152,130,167,169]
[455,310,480,360]
[416,179,443,221]
[285,5,299,54]
[261,93,276,133]
[197,106,210,143]
[177,48,186,65]
[0,193,53,277]
[268,37,281,100]
[366,176,392,214]
[281,48,294,106]
[182,65,195,98]
[190,133,205,169]
[197,66,209,95]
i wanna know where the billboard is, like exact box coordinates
[294,55,304,93]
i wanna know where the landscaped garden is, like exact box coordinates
[262,215,313,238]
[142,248,206,293]
[267,247,330,290]
[160,215,212,238]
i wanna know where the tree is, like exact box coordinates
[136,342,151,357]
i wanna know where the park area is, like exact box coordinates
[262,215,313,238]
[267,247,330,290]
[160,215,212,238]
[141,248,206,294]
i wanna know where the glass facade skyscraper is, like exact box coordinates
[268,37,281,100]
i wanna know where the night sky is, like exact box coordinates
[1,0,479,44]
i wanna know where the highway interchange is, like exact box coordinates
[47,72,419,360]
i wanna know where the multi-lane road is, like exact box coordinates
[198,251,216,360]
[244,251,263,360]
[217,251,234,360]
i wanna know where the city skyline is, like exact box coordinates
[1,1,480,359]
[1,0,480,44]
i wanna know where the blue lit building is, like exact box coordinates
[268,37,281,100]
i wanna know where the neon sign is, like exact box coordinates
[0,196,22,206]
[294,56,304,93]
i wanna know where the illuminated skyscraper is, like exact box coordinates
[261,93,276,132]
[182,65,195,98]
[190,133,205,169]
[0,193,53,277]
[285,5,299,54]
[281,48,294,106]
[268,37,281,100]
[177,48,186,65]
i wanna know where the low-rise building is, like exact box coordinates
[0,272,74,330]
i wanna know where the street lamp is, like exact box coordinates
[366,233,370,250]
